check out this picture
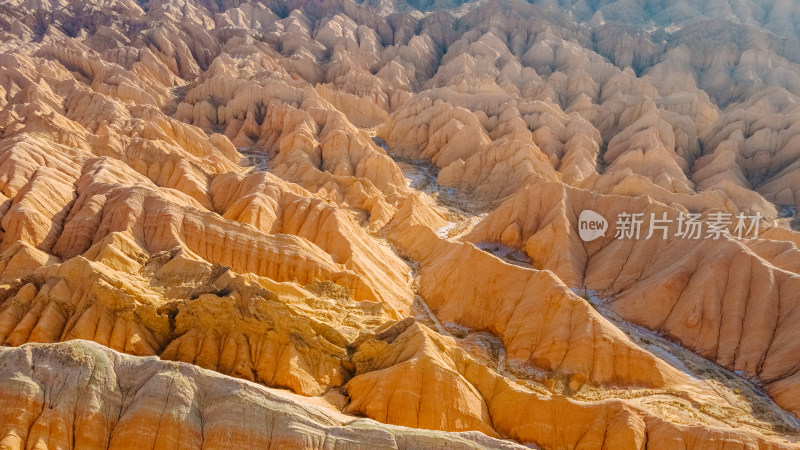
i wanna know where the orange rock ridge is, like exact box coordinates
[0,0,798,448]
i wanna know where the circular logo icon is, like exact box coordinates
[578,210,607,242]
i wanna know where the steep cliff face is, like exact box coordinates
[0,0,800,448]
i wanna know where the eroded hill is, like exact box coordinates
[0,0,800,448]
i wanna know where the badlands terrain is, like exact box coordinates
[1,0,800,448]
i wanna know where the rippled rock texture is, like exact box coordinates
[1,0,800,448]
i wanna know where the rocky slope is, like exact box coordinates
[0,0,799,448]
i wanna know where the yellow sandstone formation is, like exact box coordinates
[0,0,799,448]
